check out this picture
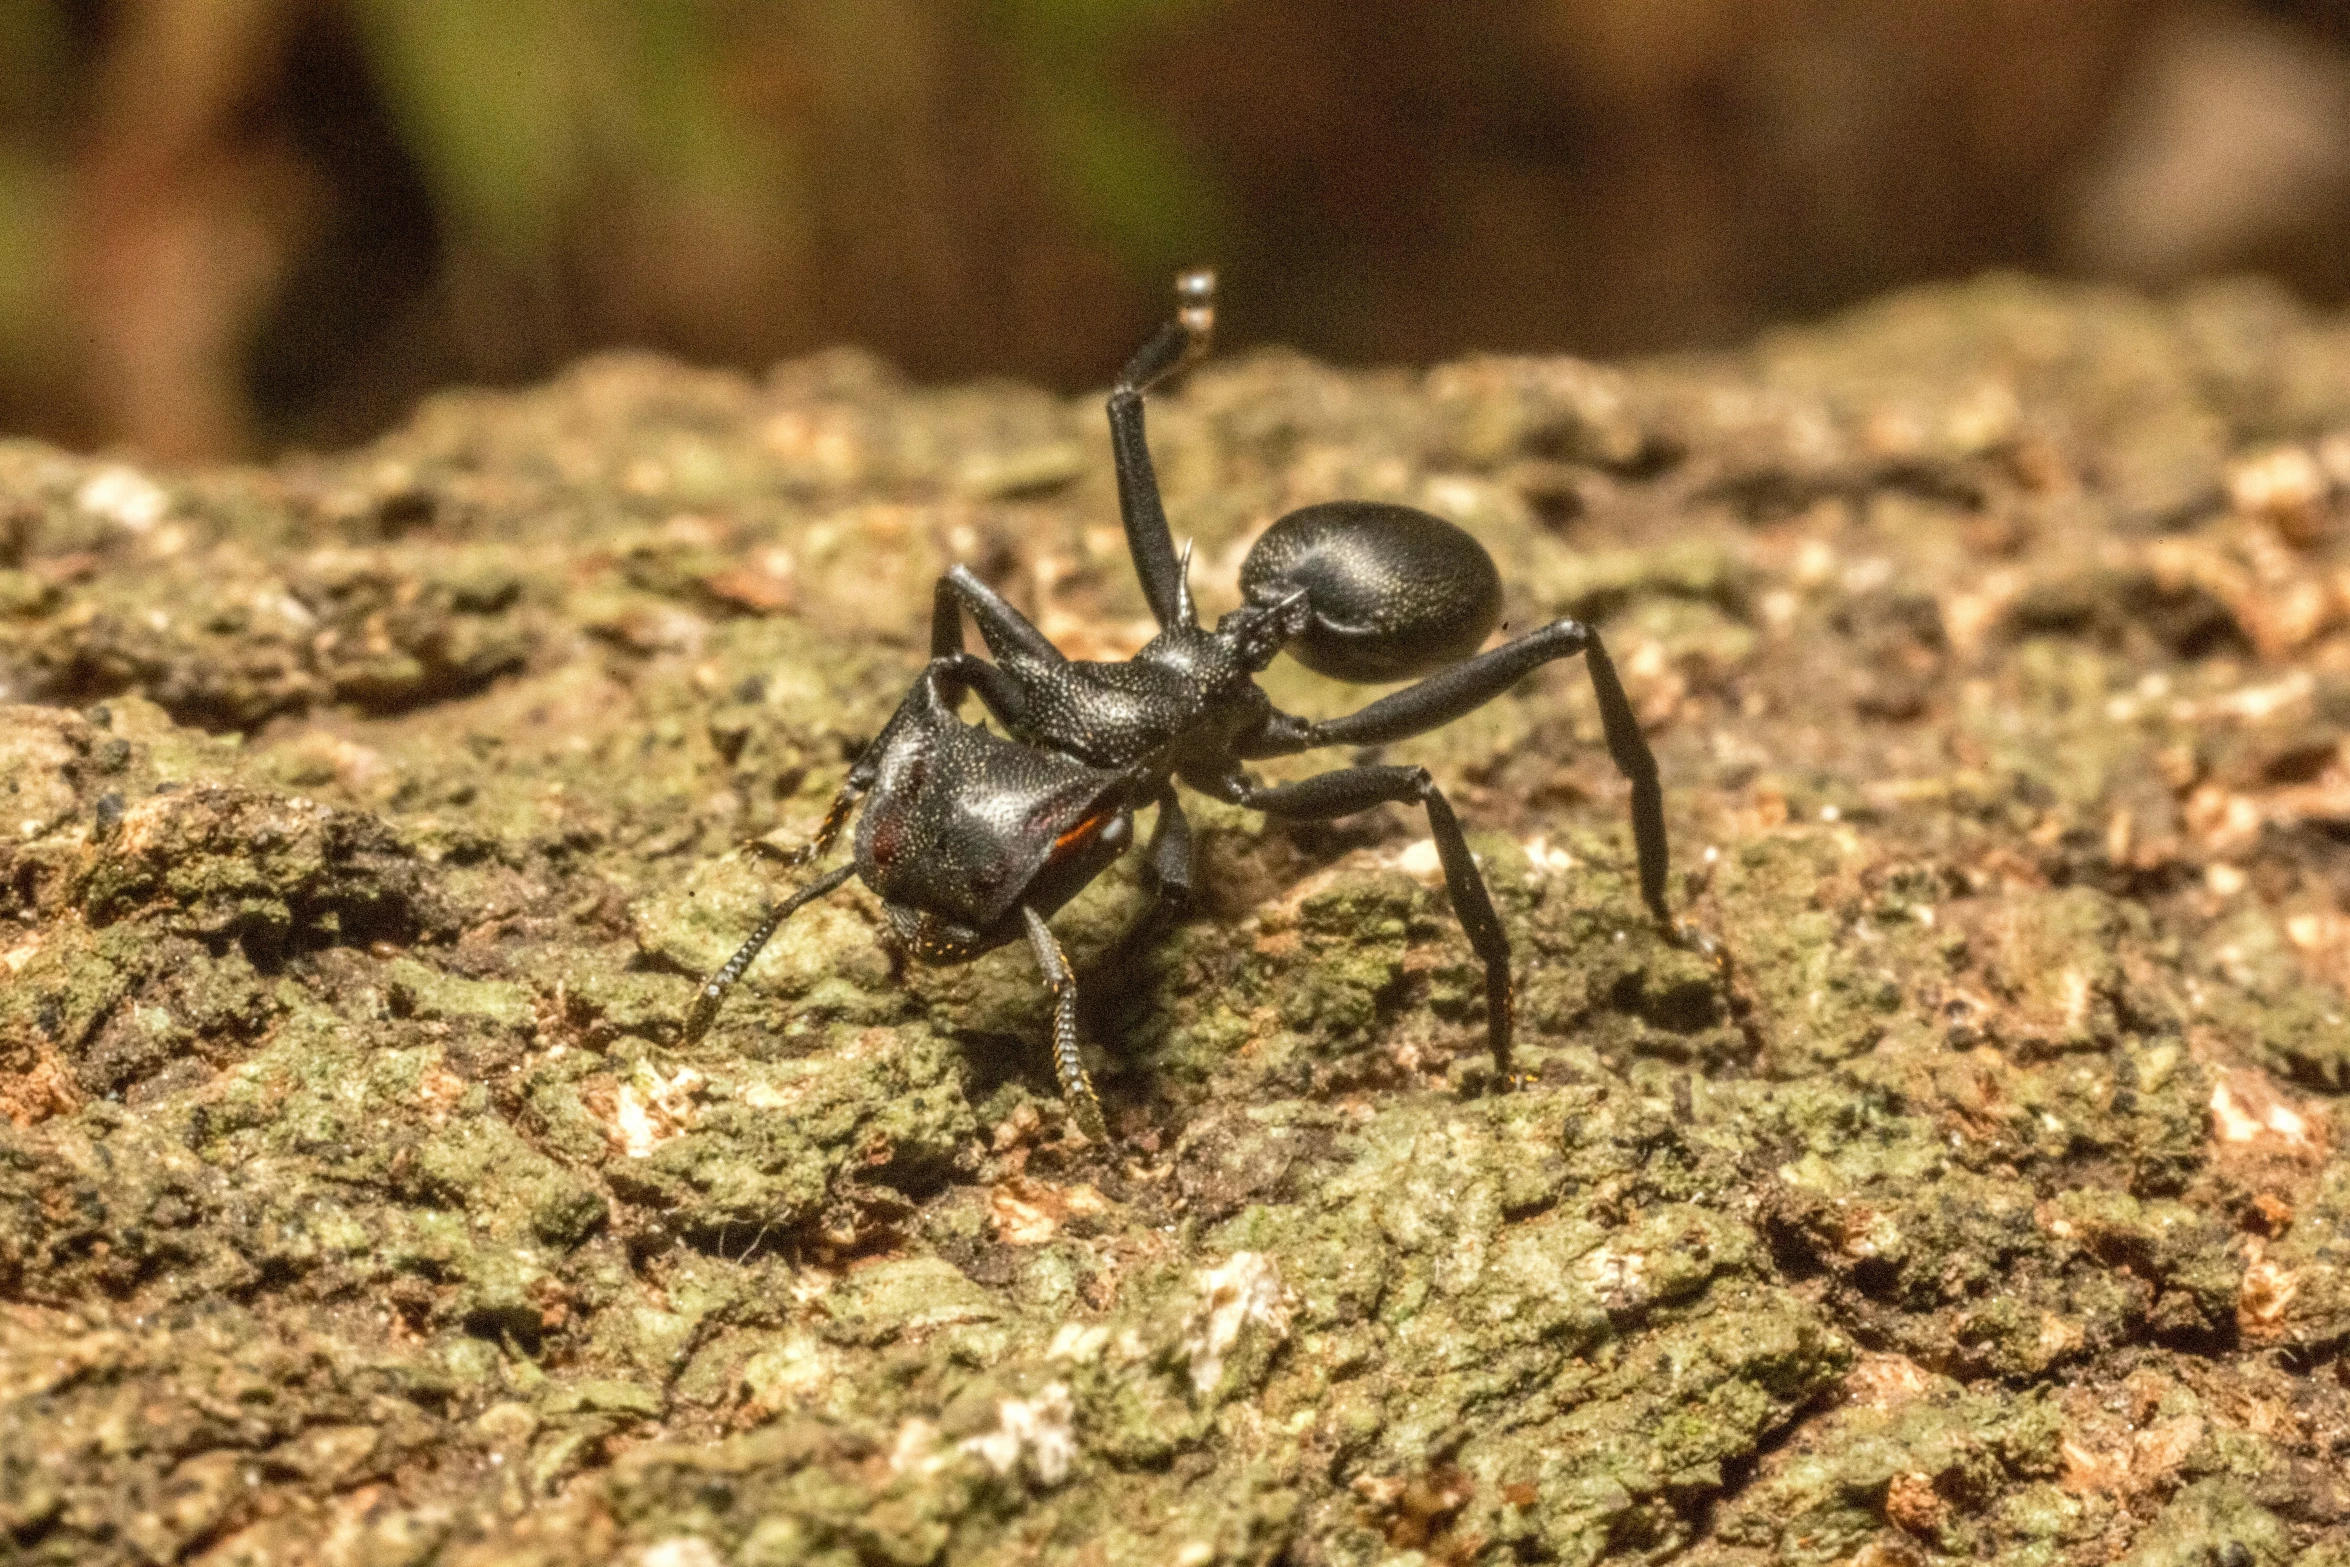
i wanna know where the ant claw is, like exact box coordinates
[1465,1062,1530,1098]
[1066,1095,1110,1147]
[1667,918,1731,976]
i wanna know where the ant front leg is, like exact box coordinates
[1109,270,1215,630]
[683,864,856,1044]
[1219,764,1518,1087]
[1023,907,1110,1141]
[1244,618,1673,935]
[751,651,1010,870]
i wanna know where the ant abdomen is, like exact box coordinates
[1239,501,1502,682]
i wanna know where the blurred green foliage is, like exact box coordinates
[347,0,1216,266]
[0,0,1226,450]
[996,0,1225,272]
[349,0,802,256]
[0,3,67,383]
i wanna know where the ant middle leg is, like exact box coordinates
[1244,618,1671,933]
[1223,764,1517,1085]
[1089,787,1194,990]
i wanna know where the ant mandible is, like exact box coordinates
[684,270,1682,1139]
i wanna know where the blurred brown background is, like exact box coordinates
[8,0,2350,463]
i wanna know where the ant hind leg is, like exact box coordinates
[1244,617,1681,938]
[1227,765,1516,1087]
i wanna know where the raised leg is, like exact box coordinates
[1110,270,1215,630]
[1241,617,1671,932]
[682,863,856,1044]
[1221,764,1517,1085]
[1023,906,1110,1140]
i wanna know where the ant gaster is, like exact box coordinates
[685,270,1683,1138]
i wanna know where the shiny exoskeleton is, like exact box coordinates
[684,270,1680,1138]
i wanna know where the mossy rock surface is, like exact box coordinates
[5,279,2350,1563]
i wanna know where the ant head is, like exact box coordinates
[1237,501,1501,682]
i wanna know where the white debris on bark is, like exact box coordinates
[959,1382,1077,1486]
[1185,1251,1294,1396]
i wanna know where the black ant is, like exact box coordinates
[684,270,1685,1138]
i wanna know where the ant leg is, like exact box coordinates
[1144,787,1194,917]
[931,573,968,658]
[1023,906,1110,1140]
[745,654,998,867]
[1242,618,1671,932]
[1110,270,1215,630]
[1098,787,1192,968]
[751,776,865,870]
[929,651,1032,732]
[924,567,1061,732]
[683,863,856,1044]
[933,565,1064,666]
[1224,765,1516,1085]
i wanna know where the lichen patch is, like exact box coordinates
[610,1064,705,1157]
[957,1383,1076,1486]
[1184,1251,1292,1396]
[2208,1070,2322,1157]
